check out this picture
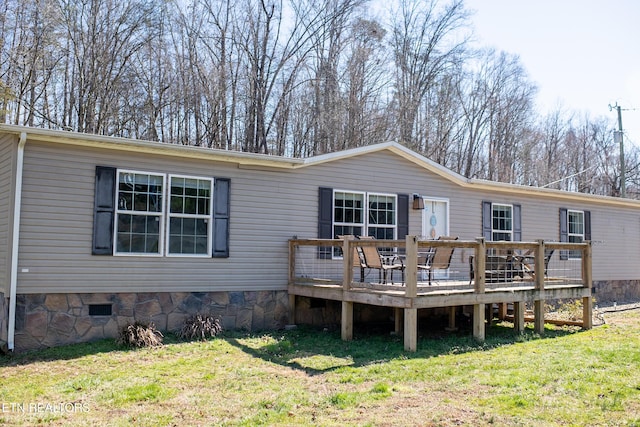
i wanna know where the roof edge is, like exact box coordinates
[0,124,303,168]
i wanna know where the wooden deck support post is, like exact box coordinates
[341,302,353,341]
[582,241,593,330]
[473,304,485,341]
[288,240,297,325]
[497,303,508,320]
[445,306,457,331]
[394,308,403,335]
[534,240,546,335]
[513,301,525,333]
[473,238,486,342]
[341,237,354,341]
[288,295,296,325]
[404,235,418,351]
[404,308,418,351]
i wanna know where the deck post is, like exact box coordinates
[473,303,485,342]
[288,295,296,325]
[473,238,486,342]
[288,239,297,284]
[394,308,403,335]
[582,241,593,330]
[342,236,353,290]
[405,235,418,298]
[513,301,525,333]
[341,301,353,341]
[534,240,546,334]
[404,308,417,351]
[404,235,419,351]
[288,240,296,325]
[445,306,457,331]
[497,303,508,320]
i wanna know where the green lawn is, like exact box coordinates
[1,310,639,426]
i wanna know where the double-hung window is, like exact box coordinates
[115,171,165,255]
[567,209,585,259]
[333,191,365,238]
[114,170,214,257]
[368,194,396,239]
[168,175,213,256]
[491,203,513,241]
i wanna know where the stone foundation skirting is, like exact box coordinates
[593,280,640,304]
[13,290,289,351]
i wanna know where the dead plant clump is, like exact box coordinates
[178,314,223,341]
[116,321,164,348]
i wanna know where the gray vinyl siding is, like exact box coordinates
[0,134,16,294]
[13,139,640,295]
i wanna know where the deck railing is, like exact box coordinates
[289,236,591,294]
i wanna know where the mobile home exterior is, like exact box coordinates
[0,125,638,351]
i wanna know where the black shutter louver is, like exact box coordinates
[212,178,230,258]
[92,166,116,255]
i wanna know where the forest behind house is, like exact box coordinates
[1,0,638,198]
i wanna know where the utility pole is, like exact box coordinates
[610,103,625,198]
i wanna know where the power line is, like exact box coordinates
[541,165,598,188]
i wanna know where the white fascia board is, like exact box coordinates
[0,125,303,169]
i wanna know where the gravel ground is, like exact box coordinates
[595,300,640,313]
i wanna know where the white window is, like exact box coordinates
[332,190,397,257]
[367,194,397,240]
[167,175,213,256]
[114,170,214,257]
[568,210,585,258]
[333,191,365,238]
[492,203,513,241]
[115,171,165,255]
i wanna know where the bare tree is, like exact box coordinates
[389,0,469,149]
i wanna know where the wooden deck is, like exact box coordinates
[288,237,593,351]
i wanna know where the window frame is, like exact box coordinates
[166,174,215,258]
[114,169,166,257]
[567,209,585,259]
[332,190,366,241]
[331,189,398,259]
[113,169,218,258]
[491,203,513,242]
[366,192,398,240]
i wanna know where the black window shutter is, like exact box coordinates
[482,200,492,240]
[559,208,568,260]
[397,194,409,239]
[584,210,591,241]
[318,187,333,259]
[92,166,116,255]
[513,203,522,241]
[212,178,230,258]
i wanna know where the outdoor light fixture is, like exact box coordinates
[412,194,424,210]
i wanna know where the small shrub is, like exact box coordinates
[116,322,163,348]
[178,314,223,341]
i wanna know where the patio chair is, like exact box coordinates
[338,235,367,282]
[418,236,458,285]
[469,254,513,284]
[356,236,405,284]
[514,249,555,280]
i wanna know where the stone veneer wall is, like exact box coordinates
[13,291,289,351]
[593,280,640,304]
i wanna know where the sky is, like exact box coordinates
[463,0,640,147]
